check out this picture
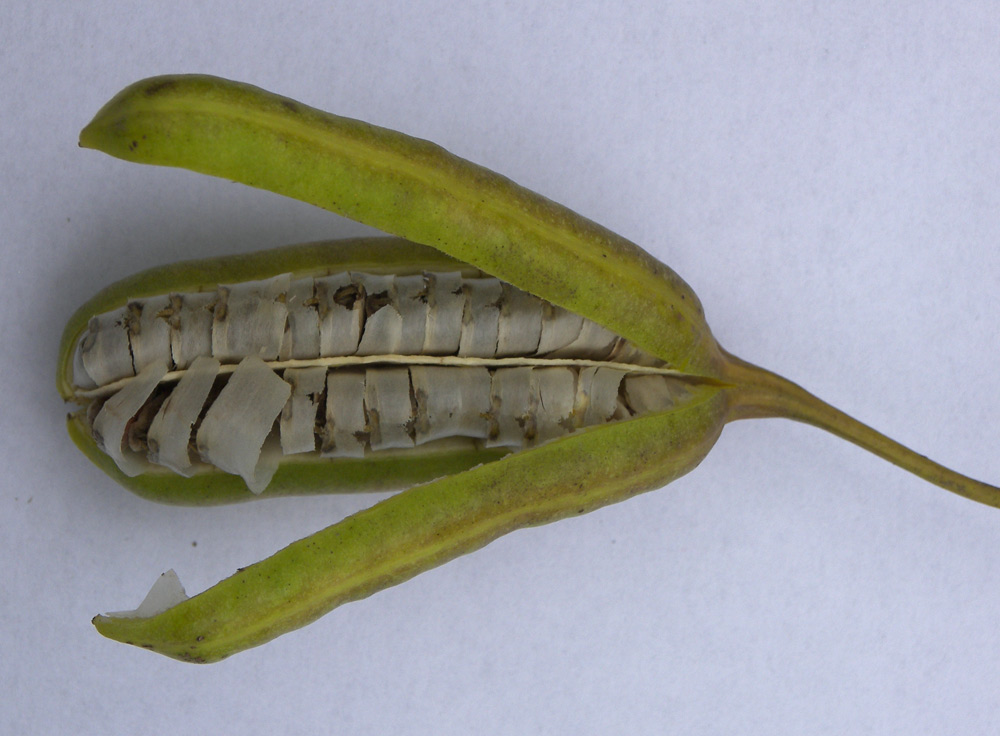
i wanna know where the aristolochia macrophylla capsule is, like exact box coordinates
[62,75,998,662]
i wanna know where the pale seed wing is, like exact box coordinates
[195,356,291,493]
[91,360,168,476]
[146,356,221,475]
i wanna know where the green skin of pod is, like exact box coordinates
[70,75,998,661]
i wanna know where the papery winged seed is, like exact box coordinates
[536,305,583,355]
[146,356,221,475]
[195,356,291,493]
[279,366,327,455]
[128,295,174,373]
[80,306,134,386]
[458,278,502,357]
[496,283,543,357]
[355,273,403,356]
[365,367,416,451]
[531,367,577,443]
[91,360,168,476]
[395,274,428,354]
[323,370,367,458]
[212,275,290,361]
[487,366,533,448]
[316,273,363,356]
[170,291,215,370]
[422,272,465,355]
[280,278,321,360]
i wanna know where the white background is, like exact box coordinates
[3,2,1000,733]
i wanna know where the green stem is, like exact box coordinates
[719,349,1000,508]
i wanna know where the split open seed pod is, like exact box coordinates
[61,75,998,662]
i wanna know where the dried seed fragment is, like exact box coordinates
[212,274,290,362]
[536,304,584,355]
[487,366,533,447]
[146,355,221,475]
[411,365,491,443]
[531,367,577,443]
[422,272,465,354]
[91,360,168,476]
[169,291,215,370]
[578,366,628,426]
[279,366,327,455]
[195,356,291,492]
[355,274,403,355]
[624,374,678,415]
[394,274,428,354]
[496,282,543,357]
[107,570,189,619]
[316,273,363,356]
[128,294,175,372]
[365,367,415,451]
[458,278,502,357]
[550,320,619,360]
[279,277,321,360]
[80,306,134,386]
[322,370,367,457]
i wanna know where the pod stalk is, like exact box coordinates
[720,350,1000,508]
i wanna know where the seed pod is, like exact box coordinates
[64,75,998,663]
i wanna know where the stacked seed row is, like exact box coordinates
[74,272,656,391]
[90,357,682,493]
